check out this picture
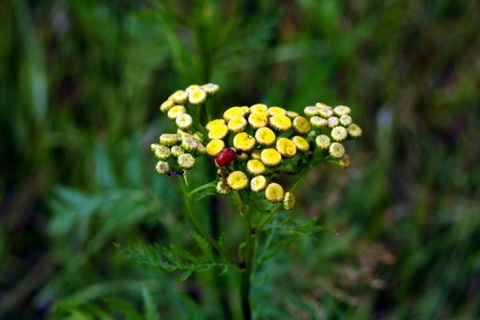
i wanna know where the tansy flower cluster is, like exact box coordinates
[303,103,362,168]
[152,83,219,174]
[151,130,206,175]
[153,83,362,211]
[205,103,317,209]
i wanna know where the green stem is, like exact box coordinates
[234,191,253,320]
[254,165,313,233]
[178,175,237,266]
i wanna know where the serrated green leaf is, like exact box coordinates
[177,269,193,282]
[191,231,213,262]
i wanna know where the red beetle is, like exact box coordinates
[215,148,237,167]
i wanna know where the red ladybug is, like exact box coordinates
[215,148,237,167]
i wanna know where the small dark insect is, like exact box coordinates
[167,168,185,176]
[217,168,229,179]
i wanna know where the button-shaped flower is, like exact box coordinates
[260,148,282,166]
[250,175,267,192]
[331,126,348,142]
[172,90,188,104]
[315,135,331,149]
[255,127,276,146]
[265,183,285,203]
[176,113,193,130]
[223,107,245,122]
[246,159,266,175]
[228,116,247,133]
[188,88,207,105]
[167,105,186,120]
[227,171,249,190]
[276,138,297,158]
[269,114,292,132]
[208,124,229,140]
[283,192,295,210]
[347,123,362,138]
[178,153,195,169]
[206,139,225,157]
[293,116,311,135]
[291,136,310,152]
[329,142,346,159]
[155,160,170,175]
[233,132,256,151]
[248,113,268,129]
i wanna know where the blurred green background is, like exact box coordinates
[1,0,479,319]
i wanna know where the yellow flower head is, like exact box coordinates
[188,88,207,105]
[178,153,195,169]
[206,119,226,131]
[201,83,220,95]
[175,113,193,129]
[155,160,170,175]
[347,123,362,138]
[208,124,229,140]
[291,136,310,152]
[167,105,186,120]
[172,90,188,104]
[269,114,292,132]
[185,84,200,92]
[227,171,249,190]
[228,116,247,133]
[206,139,226,157]
[315,134,331,149]
[293,116,311,135]
[260,148,282,166]
[331,126,348,141]
[329,142,346,159]
[250,103,268,114]
[283,192,295,210]
[268,106,287,116]
[255,127,276,146]
[241,106,250,115]
[265,183,284,203]
[223,106,245,122]
[310,116,328,128]
[248,113,268,129]
[160,100,174,113]
[233,132,256,151]
[276,137,297,158]
[334,105,351,116]
[246,159,266,175]
[250,175,267,192]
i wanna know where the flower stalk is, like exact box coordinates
[148,83,363,318]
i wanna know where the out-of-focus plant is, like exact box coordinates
[116,83,362,319]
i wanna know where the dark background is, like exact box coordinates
[1,0,479,318]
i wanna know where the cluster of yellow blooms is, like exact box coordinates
[152,83,362,211]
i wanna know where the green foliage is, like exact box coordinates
[2,0,480,319]
[115,231,230,282]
